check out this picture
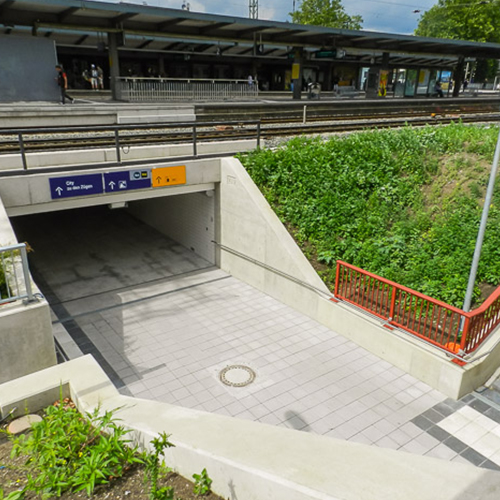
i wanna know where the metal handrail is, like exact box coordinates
[334,260,500,359]
[0,243,34,305]
[116,77,257,84]
[115,78,259,102]
[0,120,261,172]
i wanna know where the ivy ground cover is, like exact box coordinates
[240,123,500,308]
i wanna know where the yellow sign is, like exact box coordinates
[152,166,186,187]
[291,63,300,80]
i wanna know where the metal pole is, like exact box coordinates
[193,124,198,157]
[114,129,122,163]
[256,121,261,149]
[18,133,28,170]
[463,126,500,312]
[20,244,34,302]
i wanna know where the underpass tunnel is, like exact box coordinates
[10,191,217,388]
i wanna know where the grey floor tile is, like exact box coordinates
[412,415,434,431]
[481,460,500,471]
[460,447,489,467]
[443,435,469,454]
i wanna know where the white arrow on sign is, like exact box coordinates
[109,181,116,190]
[56,187,63,196]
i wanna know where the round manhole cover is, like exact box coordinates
[219,365,256,387]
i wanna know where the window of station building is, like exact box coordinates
[339,66,357,87]
[394,69,406,97]
[359,67,370,91]
[429,69,438,96]
[417,69,430,96]
[439,70,452,93]
[404,69,418,97]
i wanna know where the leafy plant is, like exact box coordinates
[239,123,500,308]
[143,432,175,500]
[0,489,25,500]
[8,402,142,498]
[192,468,212,496]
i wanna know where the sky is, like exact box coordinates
[104,0,439,35]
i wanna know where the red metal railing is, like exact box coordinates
[334,260,500,358]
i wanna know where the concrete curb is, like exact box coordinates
[1,355,500,500]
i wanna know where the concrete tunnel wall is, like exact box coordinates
[127,192,216,265]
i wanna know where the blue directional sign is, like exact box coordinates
[49,174,104,199]
[104,169,151,193]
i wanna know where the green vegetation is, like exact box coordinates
[415,0,500,44]
[192,468,212,496]
[7,403,142,498]
[0,268,7,301]
[144,432,175,500]
[289,0,363,30]
[240,123,500,307]
[1,401,216,500]
[414,0,499,81]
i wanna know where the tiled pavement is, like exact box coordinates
[12,206,500,471]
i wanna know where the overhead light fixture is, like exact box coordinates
[108,201,128,209]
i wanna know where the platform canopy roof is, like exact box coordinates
[2,0,500,60]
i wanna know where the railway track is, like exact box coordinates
[262,112,500,136]
[0,110,499,154]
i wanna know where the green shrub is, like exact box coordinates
[240,124,500,307]
[9,403,143,498]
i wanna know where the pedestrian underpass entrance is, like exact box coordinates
[10,193,217,380]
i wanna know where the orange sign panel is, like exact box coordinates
[152,166,186,188]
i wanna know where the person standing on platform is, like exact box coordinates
[434,80,444,98]
[90,64,99,90]
[97,65,104,90]
[55,65,74,104]
[333,75,340,94]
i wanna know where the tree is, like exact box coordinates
[290,0,363,30]
[415,0,500,84]
[415,0,500,43]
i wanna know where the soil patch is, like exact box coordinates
[0,426,224,500]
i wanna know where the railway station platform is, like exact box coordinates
[1,94,499,130]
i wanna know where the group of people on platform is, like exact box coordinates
[82,64,104,90]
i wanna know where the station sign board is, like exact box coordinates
[104,169,151,193]
[152,166,186,188]
[49,166,184,200]
[49,173,103,199]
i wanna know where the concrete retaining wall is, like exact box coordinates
[1,355,500,500]
[0,195,56,384]
[128,191,216,264]
[0,140,256,172]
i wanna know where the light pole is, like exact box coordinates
[462,126,500,312]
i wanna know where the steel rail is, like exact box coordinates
[0,114,498,156]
